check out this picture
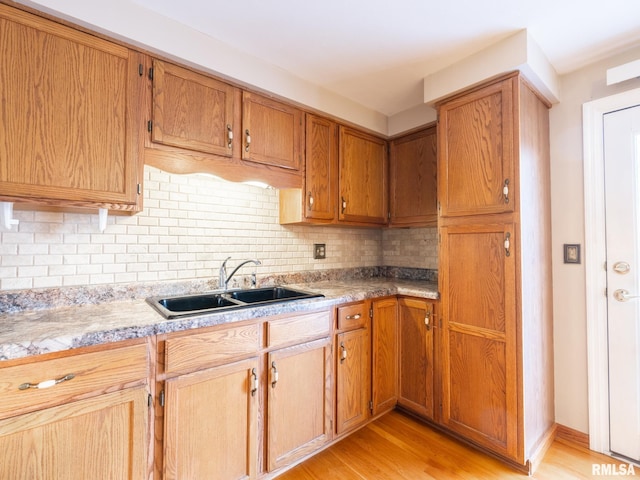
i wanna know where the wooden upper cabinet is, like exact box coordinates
[279,114,337,224]
[390,126,437,227]
[0,5,144,211]
[242,91,303,171]
[338,126,388,225]
[438,79,515,217]
[150,59,236,157]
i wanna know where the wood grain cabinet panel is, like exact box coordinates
[163,358,258,480]
[335,327,370,435]
[397,297,436,420]
[267,338,332,472]
[371,297,398,416]
[150,59,236,157]
[0,4,144,211]
[279,114,338,224]
[242,91,303,171]
[438,79,515,217]
[338,126,388,225]
[390,126,438,227]
[439,222,518,458]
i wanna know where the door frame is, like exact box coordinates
[583,87,640,453]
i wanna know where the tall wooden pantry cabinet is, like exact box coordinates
[437,72,554,473]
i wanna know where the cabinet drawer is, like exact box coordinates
[337,303,367,331]
[164,322,260,375]
[0,342,149,419]
[267,311,331,349]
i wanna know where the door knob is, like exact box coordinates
[613,289,640,302]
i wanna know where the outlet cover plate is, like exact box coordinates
[314,243,326,259]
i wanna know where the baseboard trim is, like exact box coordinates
[555,423,590,451]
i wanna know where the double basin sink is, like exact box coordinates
[146,286,324,319]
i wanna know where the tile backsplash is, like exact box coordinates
[0,166,438,291]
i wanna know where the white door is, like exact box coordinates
[604,104,640,462]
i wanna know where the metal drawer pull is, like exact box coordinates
[345,313,361,320]
[271,362,278,388]
[19,373,75,391]
[227,124,233,149]
[250,368,258,397]
[245,129,251,152]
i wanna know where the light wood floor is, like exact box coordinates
[277,410,637,479]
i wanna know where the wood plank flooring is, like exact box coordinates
[277,410,638,479]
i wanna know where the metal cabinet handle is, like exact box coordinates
[425,311,431,331]
[19,373,75,391]
[227,124,233,149]
[308,192,314,210]
[340,342,347,364]
[250,368,258,397]
[345,313,361,320]
[271,361,278,388]
[245,129,251,152]
[341,196,347,214]
[504,232,511,257]
[503,179,510,204]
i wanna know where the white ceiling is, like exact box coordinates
[132,1,640,116]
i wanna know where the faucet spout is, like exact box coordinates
[220,257,261,290]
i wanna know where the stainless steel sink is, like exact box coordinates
[146,286,323,319]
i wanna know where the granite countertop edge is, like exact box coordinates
[0,279,438,362]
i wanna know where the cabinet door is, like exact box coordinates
[150,59,236,157]
[335,327,370,435]
[338,126,388,225]
[0,387,149,480]
[390,126,437,227]
[439,222,518,459]
[0,5,143,210]
[304,114,337,221]
[268,338,331,472]
[371,297,398,415]
[398,297,435,420]
[164,358,258,480]
[242,92,303,171]
[438,78,515,217]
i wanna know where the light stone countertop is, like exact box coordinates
[0,278,438,361]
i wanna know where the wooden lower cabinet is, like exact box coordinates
[335,327,370,435]
[397,297,436,420]
[267,338,332,472]
[371,297,398,415]
[0,386,149,480]
[163,357,259,480]
[0,341,151,480]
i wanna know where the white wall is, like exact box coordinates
[550,46,640,433]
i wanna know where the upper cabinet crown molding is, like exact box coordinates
[0,4,145,212]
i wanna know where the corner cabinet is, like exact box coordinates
[0,4,145,211]
[437,72,554,472]
[0,341,151,480]
[371,297,399,416]
[338,127,388,225]
[389,126,438,227]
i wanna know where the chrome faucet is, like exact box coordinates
[219,257,261,290]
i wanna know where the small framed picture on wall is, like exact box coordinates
[564,244,581,264]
